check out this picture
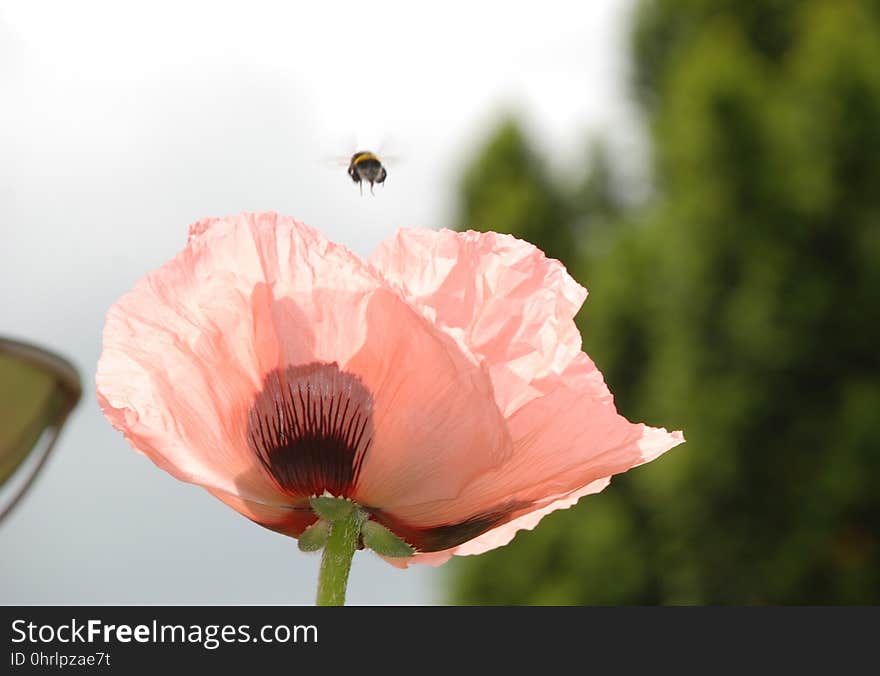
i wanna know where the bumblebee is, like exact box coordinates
[347,151,387,195]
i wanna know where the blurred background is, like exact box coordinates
[1,0,878,604]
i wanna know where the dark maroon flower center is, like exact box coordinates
[247,362,529,553]
[247,363,372,499]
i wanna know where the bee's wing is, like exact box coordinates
[317,130,358,169]
[378,153,403,167]
[320,155,352,168]
[375,135,406,167]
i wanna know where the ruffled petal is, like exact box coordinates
[371,228,586,417]
[371,228,683,559]
[96,212,383,504]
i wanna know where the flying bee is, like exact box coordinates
[347,151,387,195]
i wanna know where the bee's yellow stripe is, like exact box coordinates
[353,152,379,165]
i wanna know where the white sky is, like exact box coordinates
[0,0,641,604]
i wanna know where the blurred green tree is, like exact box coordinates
[449,0,880,604]
[458,119,573,262]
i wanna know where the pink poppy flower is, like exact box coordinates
[96,212,683,568]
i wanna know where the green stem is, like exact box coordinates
[315,508,362,606]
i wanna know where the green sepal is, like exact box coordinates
[361,520,415,557]
[298,519,330,552]
[309,496,356,522]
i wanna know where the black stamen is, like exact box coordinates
[247,363,374,499]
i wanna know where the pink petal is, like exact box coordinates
[448,414,684,558]
[451,477,611,556]
[392,418,682,563]
[385,478,612,568]
[345,289,513,519]
[381,550,455,570]
[371,228,683,560]
[96,212,382,504]
[380,353,683,561]
[446,353,684,524]
[371,228,587,417]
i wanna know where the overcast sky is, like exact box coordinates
[0,0,640,604]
